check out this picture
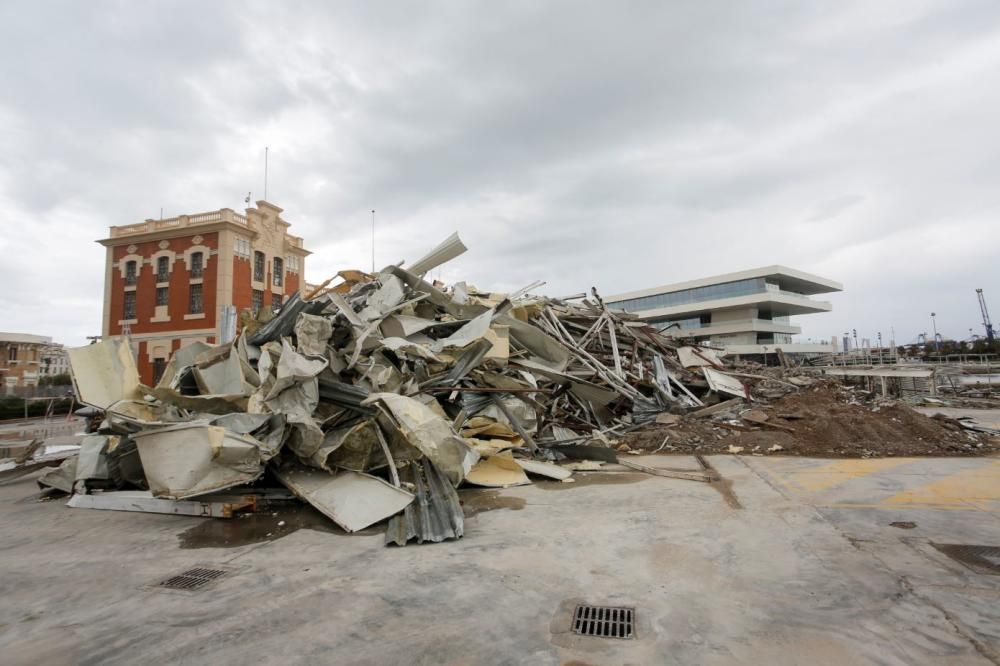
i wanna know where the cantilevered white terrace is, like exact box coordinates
[604,265,842,355]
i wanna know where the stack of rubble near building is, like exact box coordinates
[15,233,995,545]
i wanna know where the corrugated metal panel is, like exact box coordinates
[248,292,329,346]
[385,459,463,546]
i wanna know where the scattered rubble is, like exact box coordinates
[626,380,1000,458]
[5,232,997,544]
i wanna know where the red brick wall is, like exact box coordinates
[232,255,253,316]
[285,270,301,297]
[108,233,219,336]
[136,341,151,385]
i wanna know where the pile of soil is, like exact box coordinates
[624,385,1000,458]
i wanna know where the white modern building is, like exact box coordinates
[604,266,842,357]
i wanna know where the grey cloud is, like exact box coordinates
[2,0,1000,346]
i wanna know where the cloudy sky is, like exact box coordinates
[2,1,999,347]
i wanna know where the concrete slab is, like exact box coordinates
[745,455,1000,511]
[0,455,998,665]
[914,407,1000,430]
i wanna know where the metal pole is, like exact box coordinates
[371,209,375,273]
[931,312,939,353]
[264,147,269,200]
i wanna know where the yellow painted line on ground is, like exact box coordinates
[882,459,1000,510]
[812,502,990,511]
[786,459,914,493]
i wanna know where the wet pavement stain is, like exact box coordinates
[708,477,743,509]
[460,490,527,517]
[177,503,363,549]
[535,472,648,491]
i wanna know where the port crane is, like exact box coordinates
[977,288,995,342]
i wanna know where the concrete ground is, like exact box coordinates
[915,407,1000,431]
[0,454,998,665]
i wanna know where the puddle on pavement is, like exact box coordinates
[177,502,377,549]
[535,472,648,490]
[460,490,526,517]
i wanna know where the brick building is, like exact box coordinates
[1,332,58,393]
[98,201,310,385]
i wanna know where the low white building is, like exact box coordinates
[40,343,70,378]
[604,265,842,357]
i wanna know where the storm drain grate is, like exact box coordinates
[933,544,1000,575]
[572,605,634,639]
[159,567,229,590]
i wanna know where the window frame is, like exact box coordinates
[253,251,265,282]
[125,260,137,285]
[156,256,170,283]
[251,289,264,316]
[190,252,204,278]
[188,283,203,314]
[272,257,283,287]
[124,291,137,320]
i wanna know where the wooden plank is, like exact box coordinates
[618,458,717,483]
[689,397,744,418]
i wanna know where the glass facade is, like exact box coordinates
[608,278,769,313]
[656,316,707,332]
[756,333,793,344]
[606,278,812,314]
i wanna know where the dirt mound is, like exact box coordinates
[625,385,1000,458]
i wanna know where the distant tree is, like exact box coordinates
[39,373,72,386]
[970,338,1000,354]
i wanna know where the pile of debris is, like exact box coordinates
[625,376,1000,458]
[18,232,997,544]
